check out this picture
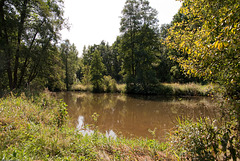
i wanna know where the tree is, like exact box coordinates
[90,50,106,92]
[98,41,112,76]
[76,58,84,82]
[111,36,124,82]
[60,40,79,91]
[0,0,65,90]
[167,0,240,131]
[120,0,142,78]
[120,0,159,92]
[81,41,123,83]
[45,46,65,91]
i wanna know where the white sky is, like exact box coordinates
[61,0,182,56]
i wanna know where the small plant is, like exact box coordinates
[148,127,157,139]
[92,112,99,123]
[55,100,68,128]
[167,117,240,160]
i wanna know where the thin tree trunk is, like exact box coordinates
[0,0,13,89]
[27,36,52,85]
[65,52,69,91]
[13,0,29,89]
[18,26,41,88]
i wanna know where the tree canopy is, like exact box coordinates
[120,0,160,93]
[167,0,240,99]
[167,0,240,131]
[0,0,65,90]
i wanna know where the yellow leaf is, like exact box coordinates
[218,42,223,50]
[214,41,219,49]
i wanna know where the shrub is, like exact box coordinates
[103,75,117,93]
[168,117,240,160]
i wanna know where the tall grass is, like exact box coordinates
[72,82,214,96]
[0,92,167,160]
[163,83,214,96]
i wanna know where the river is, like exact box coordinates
[56,92,220,141]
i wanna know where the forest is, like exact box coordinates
[0,0,239,160]
[0,0,204,94]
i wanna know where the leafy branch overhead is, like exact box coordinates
[0,0,65,90]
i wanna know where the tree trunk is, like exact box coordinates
[0,0,13,89]
[18,27,40,88]
[65,52,69,91]
[13,0,29,89]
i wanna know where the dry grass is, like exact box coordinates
[71,82,214,96]
[163,82,214,96]
[116,83,126,93]
[71,83,93,91]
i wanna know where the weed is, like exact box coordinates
[167,117,240,160]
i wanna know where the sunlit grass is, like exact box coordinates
[72,82,213,96]
[71,83,126,93]
[163,82,214,96]
[116,83,126,93]
[71,83,93,91]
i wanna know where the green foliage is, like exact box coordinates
[0,0,65,90]
[45,46,65,91]
[81,40,123,83]
[167,0,240,141]
[60,40,79,91]
[111,37,124,82]
[76,58,84,81]
[167,0,240,100]
[168,117,240,160]
[103,75,117,93]
[81,65,92,86]
[120,0,160,93]
[90,50,106,92]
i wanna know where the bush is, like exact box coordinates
[103,75,117,93]
[168,117,240,160]
[126,82,173,95]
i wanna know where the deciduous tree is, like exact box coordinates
[0,0,65,90]
[120,0,159,92]
[167,0,240,131]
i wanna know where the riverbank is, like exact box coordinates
[0,92,168,160]
[1,91,238,160]
[71,82,215,96]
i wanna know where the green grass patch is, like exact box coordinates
[0,92,168,160]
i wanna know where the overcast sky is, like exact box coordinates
[61,0,182,56]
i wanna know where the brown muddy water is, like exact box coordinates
[56,92,220,141]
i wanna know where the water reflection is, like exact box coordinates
[56,92,220,140]
[76,115,117,139]
[77,116,93,136]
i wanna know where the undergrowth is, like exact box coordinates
[167,117,240,160]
